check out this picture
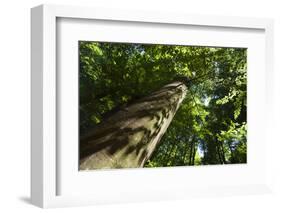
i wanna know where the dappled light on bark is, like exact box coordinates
[80,81,187,170]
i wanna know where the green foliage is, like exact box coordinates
[79,41,247,166]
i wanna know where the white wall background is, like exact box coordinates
[0,0,280,212]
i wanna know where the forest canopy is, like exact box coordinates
[79,41,247,168]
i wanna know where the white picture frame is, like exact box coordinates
[31,4,274,208]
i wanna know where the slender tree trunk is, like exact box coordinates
[182,139,190,164]
[192,141,196,165]
[79,81,187,170]
[216,143,223,164]
[189,140,194,165]
[182,135,192,164]
[220,142,226,164]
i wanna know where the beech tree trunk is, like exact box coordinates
[79,81,187,170]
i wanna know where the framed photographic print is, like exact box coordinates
[31,4,274,208]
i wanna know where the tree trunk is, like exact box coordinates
[79,81,187,170]
[189,140,194,165]
[192,141,196,165]
[220,142,226,164]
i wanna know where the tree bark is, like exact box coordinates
[192,141,196,165]
[79,81,187,170]
[220,142,226,164]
